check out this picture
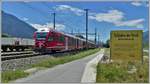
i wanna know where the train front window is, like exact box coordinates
[36,32,47,40]
[48,37,53,41]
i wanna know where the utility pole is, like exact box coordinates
[85,9,89,49]
[98,33,100,47]
[95,28,97,45]
[53,12,56,29]
[71,29,73,35]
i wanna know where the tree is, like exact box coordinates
[2,33,10,37]
[103,39,110,48]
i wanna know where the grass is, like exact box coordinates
[143,51,149,56]
[96,61,149,83]
[1,48,100,83]
[32,48,100,68]
[143,43,149,50]
[96,48,149,83]
[1,70,29,83]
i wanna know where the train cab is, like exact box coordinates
[33,29,66,52]
[33,29,48,52]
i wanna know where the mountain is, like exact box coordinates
[2,11,37,38]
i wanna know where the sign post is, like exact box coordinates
[110,30,143,63]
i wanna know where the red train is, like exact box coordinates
[33,29,96,53]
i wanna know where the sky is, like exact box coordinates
[2,1,149,42]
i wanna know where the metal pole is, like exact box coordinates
[98,33,100,47]
[71,29,73,35]
[53,13,56,29]
[95,28,97,45]
[85,9,89,49]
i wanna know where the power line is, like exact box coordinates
[33,2,87,35]
[21,2,97,43]
[56,15,83,34]
[42,2,78,32]
[39,4,79,32]
[42,3,86,34]
[22,2,50,19]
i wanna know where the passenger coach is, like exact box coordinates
[33,29,95,53]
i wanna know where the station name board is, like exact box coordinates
[110,30,143,62]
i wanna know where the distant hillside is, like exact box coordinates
[2,11,37,38]
[2,33,11,37]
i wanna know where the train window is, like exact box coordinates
[59,36,65,42]
[36,32,47,40]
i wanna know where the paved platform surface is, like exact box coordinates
[14,49,104,83]
[81,49,104,82]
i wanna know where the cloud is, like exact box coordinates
[22,17,28,21]
[54,5,145,28]
[89,10,124,23]
[131,2,142,6]
[55,5,84,16]
[30,23,65,31]
[114,19,145,28]
[89,10,144,28]
[131,1,149,7]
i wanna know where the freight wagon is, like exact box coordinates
[1,37,34,52]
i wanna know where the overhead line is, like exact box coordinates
[22,2,51,21]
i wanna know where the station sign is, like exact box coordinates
[110,30,143,62]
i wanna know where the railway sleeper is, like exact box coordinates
[2,45,32,52]
[14,46,25,51]
[2,47,8,52]
[21,48,25,51]
[9,47,14,51]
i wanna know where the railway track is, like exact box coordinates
[1,52,40,61]
[1,49,32,53]
[2,51,35,56]
[2,50,71,61]
[1,49,85,61]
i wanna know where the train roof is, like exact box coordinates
[60,31,95,45]
[35,29,95,45]
[63,33,95,44]
[36,28,50,33]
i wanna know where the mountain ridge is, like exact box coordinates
[2,11,37,38]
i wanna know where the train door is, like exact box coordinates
[65,37,68,50]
